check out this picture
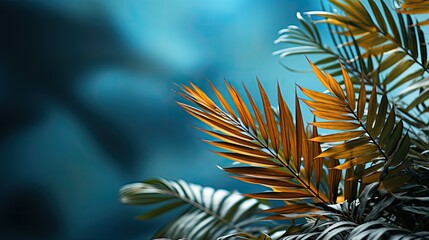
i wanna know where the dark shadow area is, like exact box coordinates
[0,1,165,172]
[0,2,169,238]
[0,185,61,239]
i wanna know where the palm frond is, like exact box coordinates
[283,219,429,240]
[275,0,429,116]
[306,0,429,113]
[120,178,272,239]
[273,10,367,81]
[273,12,336,73]
[282,183,429,239]
[121,1,429,238]
[346,221,429,240]
[301,60,411,192]
[177,80,341,216]
[218,232,273,240]
[177,59,414,214]
[395,0,429,25]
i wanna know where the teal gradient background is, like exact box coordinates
[0,1,326,239]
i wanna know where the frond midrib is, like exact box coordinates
[215,104,330,204]
[157,187,246,234]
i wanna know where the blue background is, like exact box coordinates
[0,1,326,239]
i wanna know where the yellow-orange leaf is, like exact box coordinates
[207,141,272,158]
[310,121,360,130]
[335,152,382,170]
[222,166,293,179]
[199,129,259,149]
[179,103,251,141]
[311,110,355,121]
[341,63,356,111]
[213,152,280,167]
[299,86,344,105]
[233,177,302,188]
[263,204,320,213]
[326,73,346,100]
[357,76,366,120]
[325,144,378,159]
[258,80,279,151]
[317,137,371,158]
[244,85,269,142]
[301,100,350,114]
[226,83,256,132]
[244,191,312,200]
[278,85,294,165]
[310,131,365,142]
[209,82,237,120]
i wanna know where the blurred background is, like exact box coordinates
[0,1,326,239]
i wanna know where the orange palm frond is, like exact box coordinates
[301,60,411,193]
[395,0,429,25]
[178,80,333,218]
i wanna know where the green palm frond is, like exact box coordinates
[120,178,273,239]
[286,173,429,239]
[273,12,335,73]
[285,219,429,240]
[282,183,429,239]
[273,11,368,81]
[391,182,429,230]
[301,60,411,192]
[347,222,429,239]
[218,232,273,240]
[395,0,429,25]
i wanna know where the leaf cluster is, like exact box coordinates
[120,178,274,239]
[121,1,429,239]
[274,0,429,119]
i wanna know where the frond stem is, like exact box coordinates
[222,111,330,204]
[374,23,429,74]
[346,105,389,165]
[163,188,247,234]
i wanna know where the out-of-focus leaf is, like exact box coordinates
[120,178,272,239]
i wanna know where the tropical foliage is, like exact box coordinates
[120,179,275,239]
[121,0,429,239]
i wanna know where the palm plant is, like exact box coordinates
[120,0,429,239]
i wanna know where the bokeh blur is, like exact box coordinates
[0,1,325,239]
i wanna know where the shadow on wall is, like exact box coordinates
[0,1,323,238]
[0,2,169,238]
[0,1,168,170]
